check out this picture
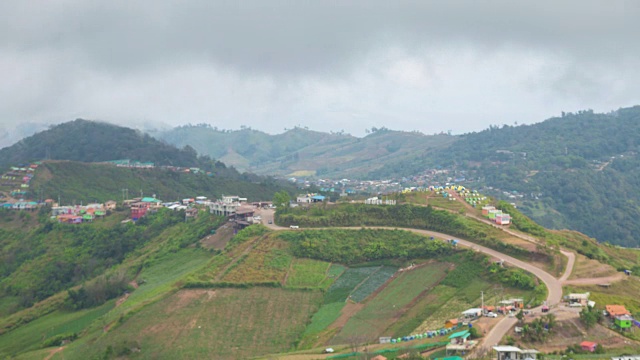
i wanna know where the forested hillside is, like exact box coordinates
[30,161,296,204]
[0,119,208,171]
[158,125,455,177]
[373,106,640,246]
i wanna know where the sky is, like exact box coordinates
[1,1,640,141]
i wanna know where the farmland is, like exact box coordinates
[286,258,332,288]
[324,267,380,304]
[63,288,323,360]
[331,263,448,344]
[222,236,291,284]
[0,300,114,358]
[349,266,397,303]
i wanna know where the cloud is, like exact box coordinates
[1,0,639,139]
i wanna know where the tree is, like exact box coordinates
[579,306,601,329]
[273,191,291,210]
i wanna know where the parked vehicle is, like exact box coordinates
[486,312,498,318]
[290,225,299,229]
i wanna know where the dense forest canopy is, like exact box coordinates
[0,119,214,171]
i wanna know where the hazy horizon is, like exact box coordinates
[2,1,639,139]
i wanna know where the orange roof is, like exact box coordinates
[606,305,630,317]
[580,341,597,347]
[447,319,458,324]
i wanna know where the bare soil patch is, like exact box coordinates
[329,302,365,330]
[569,253,619,280]
[200,223,235,249]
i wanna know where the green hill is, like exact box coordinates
[158,125,456,177]
[29,160,295,204]
[418,106,640,247]
[0,119,210,171]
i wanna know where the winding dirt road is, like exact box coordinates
[257,208,567,350]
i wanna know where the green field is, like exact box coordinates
[350,266,397,303]
[0,300,114,358]
[324,267,379,304]
[298,302,346,348]
[320,264,346,289]
[64,288,323,360]
[286,258,332,288]
[331,263,448,343]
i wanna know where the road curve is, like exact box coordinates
[257,209,564,349]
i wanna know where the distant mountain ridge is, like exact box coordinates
[157,125,456,177]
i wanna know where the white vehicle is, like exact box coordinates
[569,302,583,308]
[486,312,498,318]
[254,216,261,221]
[323,348,334,354]
[290,225,299,229]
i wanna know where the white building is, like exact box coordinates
[493,346,539,360]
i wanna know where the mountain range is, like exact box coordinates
[4,107,640,247]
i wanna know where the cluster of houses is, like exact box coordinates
[605,304,637,332]
[482,205,512,225]
[1,163,38,192]
[104,159,212,175]
[124,196,216,221]
[51,201,116,223]
[364,196,396,205]
[0,162,41,206]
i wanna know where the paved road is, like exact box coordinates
[256,208,566,350]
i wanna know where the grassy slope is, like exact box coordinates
[31,161,290,204]
[66,288,323,360]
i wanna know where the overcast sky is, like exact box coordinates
[1,1,639,140]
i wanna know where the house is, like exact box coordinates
[567,293,590,306]
[580,341,598,352]
[488,209,502,220]
[235,206,255,221]
[446,330,476,354]
[105,200,117,210]
[606,305,630,317]
[185,208,199,218]
[496,213,511,225]
[461,308,483,319]
[445,319,459,329]
[493,346,539,360]
[130,203,148,220]
[296,195,312,203]
[615,315,634,330]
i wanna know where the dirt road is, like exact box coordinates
[256,208,566,350]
